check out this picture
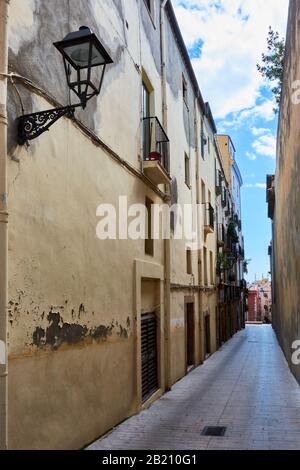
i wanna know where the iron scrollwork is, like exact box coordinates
[18,106,77,145]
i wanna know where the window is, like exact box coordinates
[145,197,154,256]
[207,136,210,154]
[143,0,154,21]
[210,251,214,285]
[186,249,192,275]
[142,77,154,161]
[203,247,208,286]
[200,119,205,159]
[182,75,188,105]
[201,180,206,204]
[185,153,190,188]
[142,82,150,120]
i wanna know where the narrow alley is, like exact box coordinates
[88,325,300,451]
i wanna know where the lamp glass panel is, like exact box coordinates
[64,42,106,68]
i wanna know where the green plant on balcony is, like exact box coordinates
[243,258,251,274]
[227,222,239,244]
[216,252,229,274]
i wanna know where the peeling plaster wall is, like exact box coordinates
[7,99,165,449]
[8,0,141,166]
[6,0,168,450]
[273,0,300,384]
[6,0,219,449]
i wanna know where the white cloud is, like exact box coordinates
[246,152,257,161]
[252,132,276,158]
[244,183,267,189]
[173,0,289,119]
[220,98,276,129]
[251,126,270,136]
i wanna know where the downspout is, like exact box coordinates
[194,96,203,363]
[160,0,171,391]
[0,0,9,451]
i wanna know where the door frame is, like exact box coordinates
[184,296,195,373]
[134,259,165,410]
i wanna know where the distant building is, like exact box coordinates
[247,280,272,323]
[248,286,259,322]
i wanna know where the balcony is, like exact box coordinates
[233,214,239,225]
[203,203,215,234]
[143,117,171,186]
[238,245,245,260]
[216,170,223,196]
[221,187,227,207]
[217,223,226,247]
[218,284,242,304]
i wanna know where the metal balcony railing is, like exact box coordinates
[218,284,242,304]
[221,187,227,207]
[203,203,215,231]
[231,243,238,258]
[216,170,222,195]
[143,117,170,175]
[217,223,226,245]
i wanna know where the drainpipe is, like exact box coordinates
[194,96,204,363]
[160,0,171,391]
[0,0,9,451]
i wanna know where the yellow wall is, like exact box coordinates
[5,0,224,449]
[217,135,232,188]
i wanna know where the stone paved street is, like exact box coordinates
[88,325,300,450]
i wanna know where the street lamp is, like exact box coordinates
[18,26,113,145]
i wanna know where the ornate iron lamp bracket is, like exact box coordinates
[17,104,81,145]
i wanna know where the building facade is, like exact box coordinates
[247,287,259,322]
[216,135,245,344]
[0,0,245,449]
[267,0,300,386]
[247,280,272,323]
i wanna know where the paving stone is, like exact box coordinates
[87,325,300,451]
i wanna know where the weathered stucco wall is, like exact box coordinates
[273,0,300,383]
[7,95,166,449]
[7,0,167,449]
[6,0,220,449]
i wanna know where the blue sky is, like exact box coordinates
[173,0,289,282]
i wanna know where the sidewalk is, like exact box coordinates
[88,325,300,450]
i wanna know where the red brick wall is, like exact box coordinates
[248,291,258,321]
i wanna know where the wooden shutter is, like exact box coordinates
[141,313,158,403]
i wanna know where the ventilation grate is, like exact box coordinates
[202,426,227,437]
